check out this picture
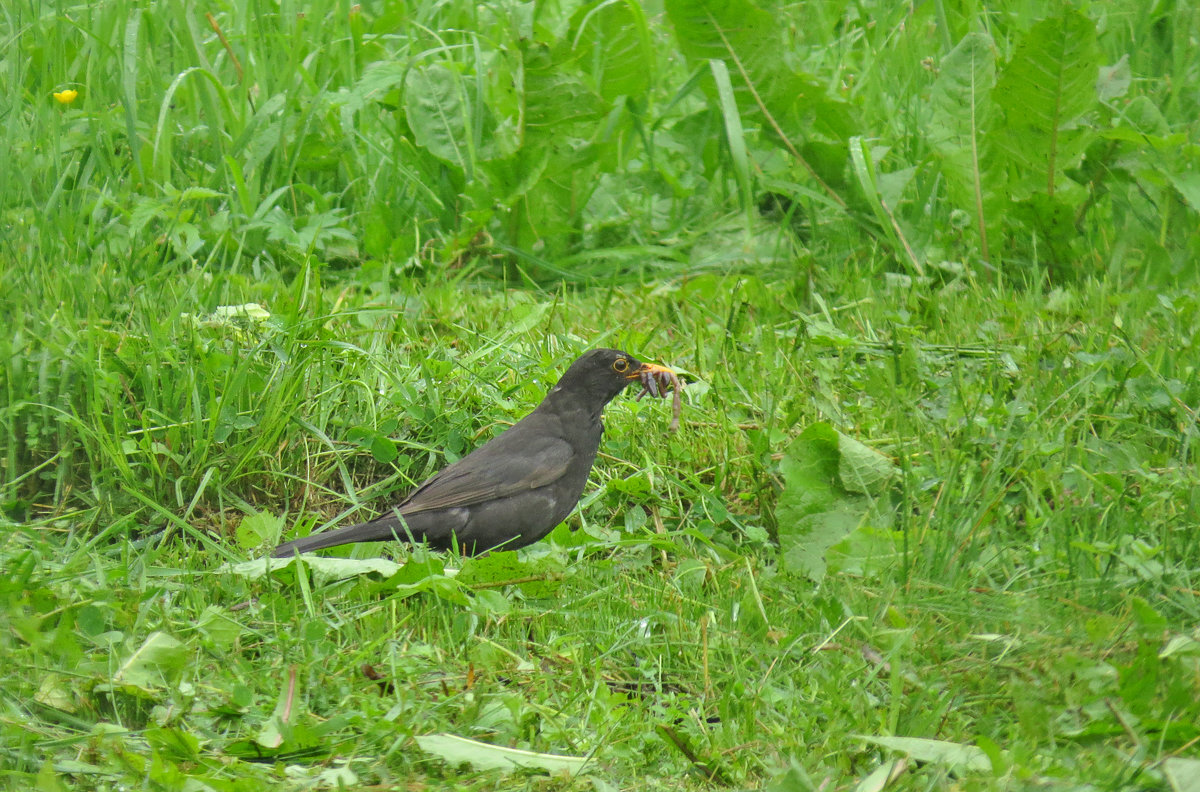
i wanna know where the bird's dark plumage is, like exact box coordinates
[272,348,672,557]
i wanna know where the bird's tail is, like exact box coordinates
[271,517,411,558]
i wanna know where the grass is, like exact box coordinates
[4,276,1199,790]
[3,0,1200,789]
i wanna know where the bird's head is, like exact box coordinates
[549,348,675,409]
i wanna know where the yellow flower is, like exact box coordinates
[53,89,78,104]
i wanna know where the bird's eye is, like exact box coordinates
[612,358,629,373]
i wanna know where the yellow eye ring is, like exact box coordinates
[612,358,629,373]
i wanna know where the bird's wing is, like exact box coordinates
[399,432,574,514]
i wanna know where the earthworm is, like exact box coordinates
[636,365,683,432]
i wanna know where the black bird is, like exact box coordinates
[272,348,675,557]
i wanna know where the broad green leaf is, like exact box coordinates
[568,0,654,102]
[855,735,992,772]
[1164,757,1200,792]
[415,733,590,774]
[522,43,604,137]
[1096,55,1131,103]
[930,33,996,141]
[453,551,525,585]
[826,524,903,579]
[776,423,850,581]
[836,432,898,495]
[1009,191,1083,262]
[477,146,551,203]
[355,60,407,101]
[315,766,360,788]
[993,10,1100,198]
[780,504,863,583]
[1122,95,1171,137]
[388,552,446,585]
[256,715,286,750]
[928,33,996,210]
[1159,632,1200,659]
[35,675,75,712]
[196,604,245,650]
[368,554,472,605]
[457,549,564,598]
[405,63,471,173]
[778,423,841,515]
[856,760,904,792]
[347,425,399,464]
[225,555,403,583]
[777,423,896,581]
[235,510,283,548]
[257,668,299,750]
[1168,172,1200,213]
[113,632,188,690]
[665,0,855,142]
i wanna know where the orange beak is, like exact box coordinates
[626,361,675,380]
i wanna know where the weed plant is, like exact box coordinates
[2,0,1199,789]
